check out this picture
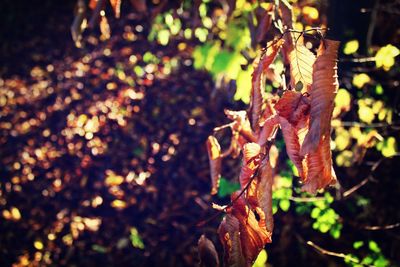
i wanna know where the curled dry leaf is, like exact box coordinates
[303,136,337,193]
[274,90,303,122]
[239,143,261,189]
[256,159,274,233]
[198,235,220,267]
[243,143,261,164]
[301,39,340,156]
[230,194,271,266]
[225,110,256,144]
[249,39,284,133]
[279,116,306,179]
[219,214,245,267]
[206,136,222,195]
[257,114,279,147]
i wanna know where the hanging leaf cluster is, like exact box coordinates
[203,4,340,267]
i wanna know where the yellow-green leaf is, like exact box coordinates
[375,44,400,71]
[343,40,359,55]
[353,73,371,89]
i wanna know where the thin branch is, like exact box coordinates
[339,57,376,63]
[364,223,400,231]
[289,196,325,202]
[307,240,375,267]
[334,121,400,128]
[343,176,371,198]
[213,122,236,132]
[343,154,400,198]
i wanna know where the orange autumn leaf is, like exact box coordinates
[230,194,271,266]
[279,116,306,179]
[225,110,256,144]
[301,39,340,156]
[302,136,337,193]
[219,214,245,267]
[257,114,279,147]
[250,39,284,132]
[255,159,274,233]
[206,136,222,195]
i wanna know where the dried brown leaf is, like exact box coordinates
[249,39,284,132]
[302,136,337,193]
[301,40,340,156]
[206,136,222,195]
[230,194,271,266]
[279,116,306,179]
[219,214,245,267]
[198,235,220,267]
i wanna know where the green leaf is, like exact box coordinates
[330,224,342,239]
[252,249,268,267]
[235,66,253,104]
[368,240,380,253]
[218,178,240,198]
[375,84,384,95]
[381,137,397,157]
[353,241,364,249]
[130,227,145,249]
[311,207,320,218]
[279,199,290,212]
[343,40,359,55]
[211,51,245,79]
[374,256,389,267]
[319,222,330,233]
[375,44,400,71]
[193,42,220,70]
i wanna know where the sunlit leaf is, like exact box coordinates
[343,40,359,55]
[358,105,375,123]
[352,73,371,89]
[302,6,319,20]
[206,136,222,195]
[252,249,267,267]
[157,29,170,46]
[375,44,399,71]
[353,241,364,249]
[301,39,339,156]
[289,38,316,92]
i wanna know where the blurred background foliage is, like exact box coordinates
[0,0,399,266]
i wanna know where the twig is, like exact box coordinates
[364,223,400,231]
[343,154,400,198]
[307,240,375,267]
[289,196,325,202]
[213,122,236,132]
[366,0,380,51]
[343,176,371,198]
[334,121,400,128]
[339,57,376,63]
